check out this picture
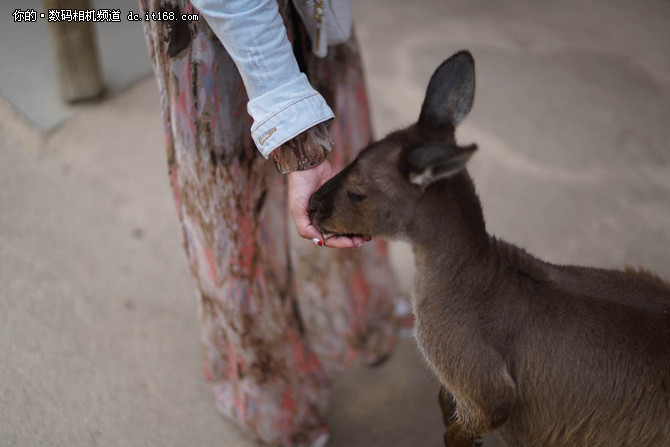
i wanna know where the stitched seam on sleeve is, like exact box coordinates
[251,93,321,133]
[259,115,334,158]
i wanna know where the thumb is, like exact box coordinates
[290,201,323,242]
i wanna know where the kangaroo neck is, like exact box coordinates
[409,171,493,298]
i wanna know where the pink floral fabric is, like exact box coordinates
[140,1,399,445]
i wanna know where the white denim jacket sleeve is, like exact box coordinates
[189,0,335,159]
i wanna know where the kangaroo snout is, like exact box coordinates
[308,175,339,222]
[309,172,343,237]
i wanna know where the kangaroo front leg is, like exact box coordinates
[439,386,456,428]
[444,424,478,447]
[434,340,517,447]
[439,387,477,447]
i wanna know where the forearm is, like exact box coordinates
[190,0,334,158]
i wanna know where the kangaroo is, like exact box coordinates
[308,51,670,447]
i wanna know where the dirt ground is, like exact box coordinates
[1,1,669,446]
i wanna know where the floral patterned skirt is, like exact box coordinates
[140,1,399,445]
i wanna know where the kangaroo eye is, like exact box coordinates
[346,191,367,202]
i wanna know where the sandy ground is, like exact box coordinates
[1,1,669,446]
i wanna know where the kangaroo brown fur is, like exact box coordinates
[309,51,670,447]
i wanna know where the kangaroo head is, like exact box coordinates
[309,51,478,242]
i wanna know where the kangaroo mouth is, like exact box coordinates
[313,217,363,240]
[317,227,361,241]
[322,231,361,240]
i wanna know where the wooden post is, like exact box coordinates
[44,0,105,102]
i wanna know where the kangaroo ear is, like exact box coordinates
[407,144,477,190]
[419,51,475,129]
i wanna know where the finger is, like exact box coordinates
[351,236,366,247]
[323,236,357,249]
[294,215,323,241]
[291,206,323,241]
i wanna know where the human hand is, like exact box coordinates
[287,161,369,249]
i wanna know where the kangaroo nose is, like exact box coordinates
[308,195,320,215]
[309,193,331,222]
